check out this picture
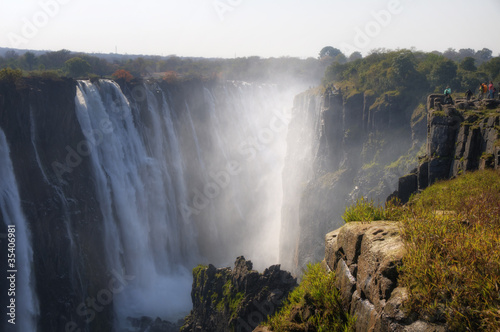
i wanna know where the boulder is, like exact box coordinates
[325,221,446,331]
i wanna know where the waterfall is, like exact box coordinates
[74,80,198,327]
[0,128,39,332]
[0,77,305,330]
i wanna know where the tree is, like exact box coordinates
[443,48,458,61]
[476,48,493,63]
[4,50,18,60]
[112,69,133,82]
[458,48,475,59]
[459,57,476,72]
[348,52,362,62]
[319,46,342,59]
[22,51,37,71]
[430,59,457,91]
[40,49,72,69]
[392,51,417,83]
[479,57,500,82]
[65,57,91,77]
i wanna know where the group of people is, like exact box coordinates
[445,81,500,103]
[478,81,498,100]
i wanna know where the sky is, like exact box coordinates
[1,0,500,59]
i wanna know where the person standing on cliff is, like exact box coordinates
[444,86,452,104]
[465,89,473,101]
[479,83,487,100]
[488,81,494,99]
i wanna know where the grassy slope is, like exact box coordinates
[266,170,499,331]
[344,169,500,331]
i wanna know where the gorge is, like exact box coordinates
[0,77,307,331]
[0,72,427,331]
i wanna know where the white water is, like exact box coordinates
[71,79,300,328]
[0,129,39,332]
[75,80,197,327]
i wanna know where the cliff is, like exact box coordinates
[392,95,500,203]
[0,77,113,331]
[324,222,445,332]
[0,77,299,331]
[181,257,296,332]
[280,89,426,274]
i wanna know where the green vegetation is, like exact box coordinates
[215,280,244,318]
[323,48,499,99]
[0,48,328,84]
[399,170,500,331]
[192,264,208,302]
[65,57,91,77]
[341,170,500,331]
[0,68,23,84]
[342,197,401,222]
[265,263,356,332]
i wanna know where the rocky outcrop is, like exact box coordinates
[280,89,425,274]
[126,316,183,332]
[182,257,297,332]
[324,222,446,332]
[391,95,500,203]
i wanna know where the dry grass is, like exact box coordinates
[341,169,500,331]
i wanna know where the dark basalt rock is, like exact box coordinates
[181,256,297,332]
[391,97,500,204]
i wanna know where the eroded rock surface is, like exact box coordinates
[324,221,446,332]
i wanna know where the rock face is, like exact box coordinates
[182,257,297,332]
[280,89,425,274]
[0,77,112,331]
[324,222,446,332]
[392,95,500,203]
[0,77,300,331]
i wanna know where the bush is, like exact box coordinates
[112,69,133,82]
[0,68,23,83]
[342,197,402,222]
[265,263,355,332]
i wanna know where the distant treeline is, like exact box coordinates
[0,48,329,84]
[0,47,498,91]
[323,47,500,96]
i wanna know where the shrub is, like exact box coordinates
[342,197,385,222]
[265,263,355,331]
[0,68,23,83]
[112,69,133,82]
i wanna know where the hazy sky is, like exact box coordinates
[1,0,499,58]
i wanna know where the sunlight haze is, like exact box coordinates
[1,0,499,57]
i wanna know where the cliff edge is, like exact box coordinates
[324,222,445,332]
[392,95,500,203]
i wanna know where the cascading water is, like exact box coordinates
[0,128,39,332]
[75,80,197,327]
[0,77,305,331]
